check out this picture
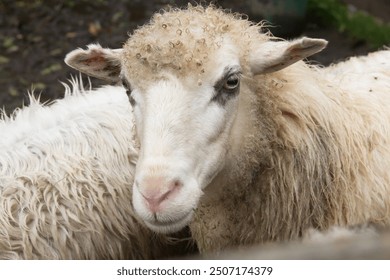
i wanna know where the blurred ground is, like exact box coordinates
[0,0,389,113]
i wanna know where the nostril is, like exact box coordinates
[141,189,172,213]
[139,177,183,212]
[159,188,174,204]
[153,179,182,203]
[173,179,182,188]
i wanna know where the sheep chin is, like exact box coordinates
[143,211,194,234]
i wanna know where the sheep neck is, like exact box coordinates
[190,61,390,253]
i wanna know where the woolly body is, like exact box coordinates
[0,84,181,259]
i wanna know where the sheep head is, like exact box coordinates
[65,6,327,234]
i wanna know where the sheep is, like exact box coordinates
[65,5,390,254]
[0,81,193,259]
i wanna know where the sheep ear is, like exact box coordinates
[250,37,328,75]
[65,44,122,82]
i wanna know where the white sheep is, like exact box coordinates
[65,5,390,254]
[0,81,192,259]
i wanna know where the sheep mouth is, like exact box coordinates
[154,211,191,225]
[145,211,193,234]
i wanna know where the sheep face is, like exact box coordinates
[64,6,327,234]
[128,42,242,233]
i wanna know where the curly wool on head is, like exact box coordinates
[122,5,268,88]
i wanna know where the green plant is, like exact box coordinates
[307,0,390,48]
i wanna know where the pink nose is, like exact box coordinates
[138,176,182,212]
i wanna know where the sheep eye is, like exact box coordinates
[212,70,241,105]
[121,78,136,106]
[121,78,131,93]
[223,74,240,90]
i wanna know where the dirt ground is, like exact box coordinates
[0,0,389,113]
